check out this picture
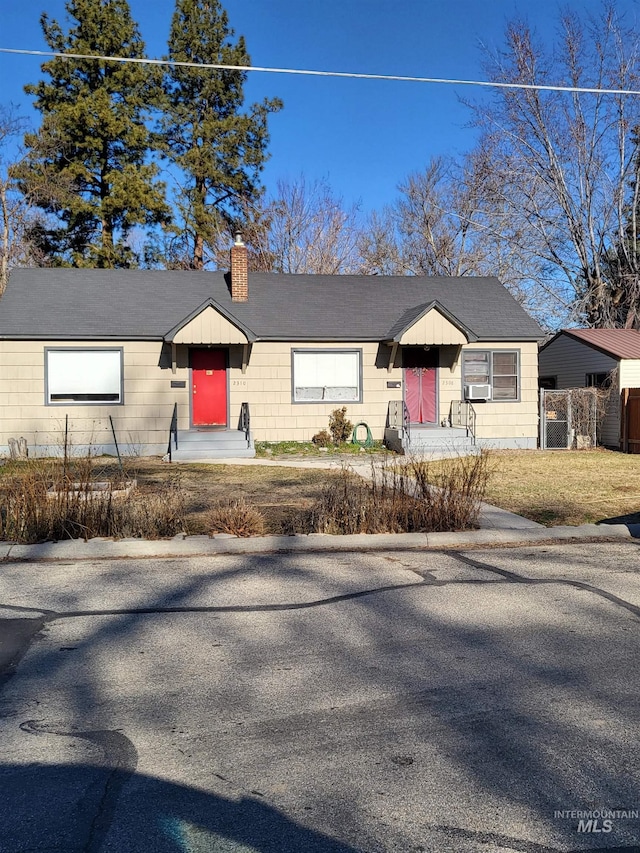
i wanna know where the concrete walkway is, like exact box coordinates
[0,454,636,562]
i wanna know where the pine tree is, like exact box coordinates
[159,0,282,269]
[16,0,169,267]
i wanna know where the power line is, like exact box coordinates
[1,47,640,96]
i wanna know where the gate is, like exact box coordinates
[621,388,640,453]
[540,389,570,449]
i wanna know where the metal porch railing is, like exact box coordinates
[450,400,477,444]
[167,402,178,461]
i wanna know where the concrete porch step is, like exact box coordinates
[168,429,255,460]
[404,428,477,456]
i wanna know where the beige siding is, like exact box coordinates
[0,338,539,452]
[0,340,188,454]
[228,342,397,442]
[539,335,621,446]
[437,342,539,443]
[399,309,467,346]
[233,340,538,443]
[172,306,248,344]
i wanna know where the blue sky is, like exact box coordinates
[2,0,640,215]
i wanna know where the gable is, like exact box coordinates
[399,308,467,345]
[389,303,474,346]
[169,305,250,345]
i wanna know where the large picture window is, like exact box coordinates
[462,350,519,401]
[46,348,123,404]
[292,349,362,403]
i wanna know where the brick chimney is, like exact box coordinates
[230,232,248,301]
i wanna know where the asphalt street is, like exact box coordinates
[1,541,640,852]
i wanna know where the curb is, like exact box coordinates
[0,523,634,563]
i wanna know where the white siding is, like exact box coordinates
[619,360,640,389]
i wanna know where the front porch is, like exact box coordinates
[166,402,255,461]
[385,400,478,456]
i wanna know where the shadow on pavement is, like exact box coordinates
[598,511,640,537]
[1,760,359,852]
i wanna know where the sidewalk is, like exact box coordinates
[0,454,636,562]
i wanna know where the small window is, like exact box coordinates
[292,349,361,403]
[462,350,519,401]
[46,348,123,405]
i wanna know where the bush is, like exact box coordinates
[328,407,354,444]
[311,429,332,447]
[0,457,186,543]
[208,497,265,537]
[308,451,491,534]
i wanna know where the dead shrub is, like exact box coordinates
[311,429,332,447]
[328,407,354,444]
[307,451,491,534]
[0,457,186,543]
[208,497,265,537]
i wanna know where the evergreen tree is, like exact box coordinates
[16,0,169,267]
[159,0,282,269]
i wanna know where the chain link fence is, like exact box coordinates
[539,388,606,449]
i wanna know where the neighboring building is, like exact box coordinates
[0,240,543,458]
[539,328,640,448]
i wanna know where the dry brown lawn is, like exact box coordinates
[93,458,342,535]
[480,449,640,526]
[5,448,637,536]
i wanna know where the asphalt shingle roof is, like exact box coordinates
[0,269,543,341]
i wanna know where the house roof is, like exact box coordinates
[541,328,640,360]
[0,268,543,342]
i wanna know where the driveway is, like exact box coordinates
[1,541,639,852]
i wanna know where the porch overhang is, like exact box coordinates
[165,299,257,345]
[385,301,477,346]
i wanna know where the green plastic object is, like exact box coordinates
[351,422,374,447]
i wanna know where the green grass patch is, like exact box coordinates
[255,440,390,458]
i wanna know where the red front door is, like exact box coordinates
[192,349,227,426]
[404,349,437,424]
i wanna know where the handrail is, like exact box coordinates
[387,400,411,445]
[467,401,476,444]
[450,400,476,444]
[240,402,250,447]
[167,402,178,461]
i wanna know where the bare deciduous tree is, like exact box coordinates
[0,108,41,294]
[219,176,364,274]
[470,5,640,328]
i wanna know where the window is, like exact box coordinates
[46,348,123,404]
[292,349,361,403]
[462,350,519,401]
[586,372,609,388]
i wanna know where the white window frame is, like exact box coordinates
[45,347,124,405]
[291,348,362,404]
[462,349,520,402]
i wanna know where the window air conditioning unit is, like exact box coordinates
[465,384,491,401]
